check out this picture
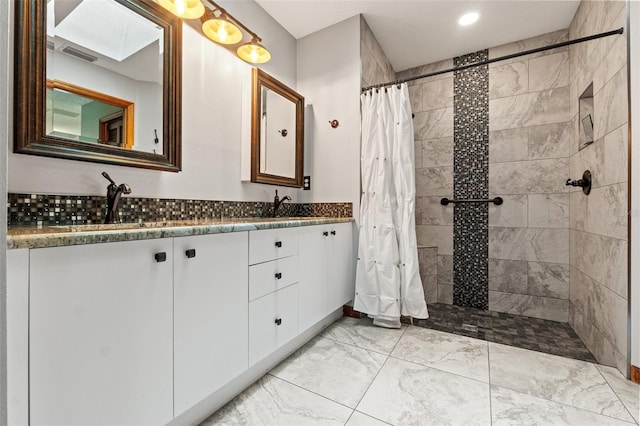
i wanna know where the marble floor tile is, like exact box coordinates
[270,337,387,408]
[391,326,489,382]
[200,374,352,426]
[489,342,634,422]
[491,385,636,426]
[345,411,391,426]
[320,316,406,355]
[597,365,640,424]
[357,357,491,426]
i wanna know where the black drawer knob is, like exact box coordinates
[331,230,336,235]
[154,252,167,263]
[274,318,282,326]
[185,249,196,259]
[275,272,282,280]
[323,231,329,236]
[275,241,282,248]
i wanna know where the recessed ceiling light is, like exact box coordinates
[458,12,480,26]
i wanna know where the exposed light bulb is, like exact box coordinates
[250,46,259,63]
[174,0,186,16]
[218,27,228,42]
[458,12,479,26]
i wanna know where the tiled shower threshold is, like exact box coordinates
[412,303,597,363]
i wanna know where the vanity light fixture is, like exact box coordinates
[458,12,479,26]
[157,0,271,64]
[157,0,205,19]
[237,37,271,64]
[201,8,243,45]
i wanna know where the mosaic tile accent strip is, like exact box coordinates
[7,193,352,227]
[453,50,490,310]
[413,303,596,363]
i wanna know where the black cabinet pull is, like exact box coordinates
[275,272,282,280]
[275,241,282,248]
[274,318,282,326]
[331,230,336,235]
[323,231,329,236]
[154,252,167,263]
[185,249,196,259]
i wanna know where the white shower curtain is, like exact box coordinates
[354,84,428,328]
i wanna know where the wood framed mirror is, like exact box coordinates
[14,0,182,172]
[251,68,304,187]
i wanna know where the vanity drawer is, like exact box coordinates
[249,255,299,301]
[249,227,299,265]
[248,284,298,366]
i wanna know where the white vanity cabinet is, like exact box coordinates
[28,238,174,426]
[173,232,249,417]
[8,219,355,424]
[298,222,354,332]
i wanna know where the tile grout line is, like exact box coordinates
[490,383,638,425]
[318,330,407,358]
[348,324,410,416]
[264,372,358,414]
[385,328,492,387]
[593,364,639,425]
[489,343,637,423]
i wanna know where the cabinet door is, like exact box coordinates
[328,222,355,311]
[174,232,249,417]
[298,225,329,332]
[29,239,173,426]
[7,249,29,426]
[249,284,298,366]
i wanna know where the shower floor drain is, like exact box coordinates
[460,324,479,332]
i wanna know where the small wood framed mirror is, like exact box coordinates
[251,68,304,187]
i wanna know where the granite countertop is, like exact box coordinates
[7,217,353,249]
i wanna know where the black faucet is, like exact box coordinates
[273,190,291,217]
[102,172,132,224]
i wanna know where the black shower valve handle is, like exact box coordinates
[566,170,592,195]
[566,178,587,187]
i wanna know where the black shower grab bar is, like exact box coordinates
[440,197,503,206]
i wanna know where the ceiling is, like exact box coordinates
[255,0,581,72]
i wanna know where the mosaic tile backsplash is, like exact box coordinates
[453,49,490,310]
[7,193,352,227]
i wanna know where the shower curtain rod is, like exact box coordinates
[362,27,624,92]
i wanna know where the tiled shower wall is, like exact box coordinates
[397,30,573,320]
[568,0,628,373]
[486,31,572,322]
[361,5,629,372]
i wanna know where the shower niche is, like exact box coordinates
[579,83,594,150]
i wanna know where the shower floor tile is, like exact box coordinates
[411,303,597,363]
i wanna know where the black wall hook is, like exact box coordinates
[566,170,592,195]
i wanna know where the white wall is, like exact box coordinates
[296,15,361,218]
[8,0,299,203]
[629,0,639,372]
